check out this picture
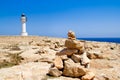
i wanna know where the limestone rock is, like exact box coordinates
[81,52,90,68]
[87,50,103,59]
[59,55,68,60]
[0,62,51,80]
[65,39,84,52]
[38,53,56,63]
[81,71,95,80]
[63,59,86,77]
[1,36,120,80]
[71,54,81,63]
[54,56,63,69]
[48,67,62,77]
[67,30,76,40]
[94,74,111,80]
[56,48,78,56]
[20,49,40,63]
[47,76,80,80]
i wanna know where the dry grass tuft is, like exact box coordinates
[0,53,23,69]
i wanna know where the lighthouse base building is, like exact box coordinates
[21,32,28,36]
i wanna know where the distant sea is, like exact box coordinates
[77,38,120,43]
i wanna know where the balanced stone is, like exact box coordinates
[80,52,90,68]
[68,30,76,40]
[63,59,86,77]
[56,48,78,56]
[48,67,62,77]
[71,54,81,63]
[53,56,63,69]
[65,39,84,52]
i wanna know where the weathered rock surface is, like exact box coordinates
[56,48,78,56]
[71,54,81,63]
[67,30,76,40]
[38,52,56,63]
[48,67,62,77]
[81,71,95,80]
[20,49,40,63]
[63,59,86,77]
[53,56,63,69]
[87,50,103,59]
[65,39,84,52]
[59,55,68,60]
[80,52,90,68]
[0,36,120,80]
[0,62,51,80]
[47,76,80,80]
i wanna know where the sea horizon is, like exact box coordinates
[77,38,120,43]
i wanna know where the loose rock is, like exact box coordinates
[80,52,90,68]
[65,39,84,52]
[56,48,78,56]
[67,30,76,40]
[71,54,81,63]
[54,56,63,69]
[63,59,86,77]
[81,71,95,80]
[48,67,62,77]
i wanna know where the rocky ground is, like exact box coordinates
[0,36,120,80]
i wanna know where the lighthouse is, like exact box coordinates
[21,13,28,36]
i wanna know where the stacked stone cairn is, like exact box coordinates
[48,30,95,80]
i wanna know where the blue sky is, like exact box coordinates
[0,0,120,37]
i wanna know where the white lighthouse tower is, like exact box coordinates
[21,13,28,36]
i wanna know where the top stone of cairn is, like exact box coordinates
[67,30,76,40]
